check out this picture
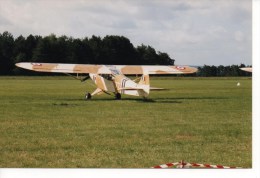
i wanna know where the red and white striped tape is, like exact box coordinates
[152,160,241,168]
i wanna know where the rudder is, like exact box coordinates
[138,70,150,96]
[138,70,149,85]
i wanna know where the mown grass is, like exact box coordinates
[0,76,252,168]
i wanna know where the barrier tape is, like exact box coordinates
[152,160,241,168]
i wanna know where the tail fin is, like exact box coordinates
[139,70,149,85]
[138,70,150,96]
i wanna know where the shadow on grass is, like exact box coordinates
[52,102,80,106]
[58,97,181,103]
[57,96,228,104]
[168,96,228,100]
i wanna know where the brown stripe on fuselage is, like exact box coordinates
[121,66,143,74]
[73,65,102,73]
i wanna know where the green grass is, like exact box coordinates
[0,76,252,168]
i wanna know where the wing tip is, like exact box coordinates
[15,62,35,70]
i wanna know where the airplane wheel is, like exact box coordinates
[85,93,92,100]
[115,93,121,100]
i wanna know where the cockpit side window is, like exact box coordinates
[100,74,113,81]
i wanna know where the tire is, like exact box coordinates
[115,93,121,100]
[85,93,92,100]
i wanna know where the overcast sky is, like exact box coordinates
[0,0,252,66]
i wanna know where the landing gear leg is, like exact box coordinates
[115,93,121,100]
[85,92,92,100]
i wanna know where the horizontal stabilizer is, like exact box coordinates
[118,86,166,91]
[150,87,167,90]
[118,87,144,91]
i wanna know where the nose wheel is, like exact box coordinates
[85,92,92,100]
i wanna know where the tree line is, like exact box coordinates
[1,31,251,76]
[0,31,174,75]
[196,64,252,77]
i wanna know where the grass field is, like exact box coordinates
[0,76,252,168]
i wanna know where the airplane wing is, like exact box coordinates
[15,62,198,75]
[240,67,252,73]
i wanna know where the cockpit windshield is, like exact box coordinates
[106,65,122,75]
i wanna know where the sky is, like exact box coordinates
[0,0,252,66]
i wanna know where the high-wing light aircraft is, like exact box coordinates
[16,63,197,99]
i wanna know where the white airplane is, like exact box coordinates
[15,62,198,99]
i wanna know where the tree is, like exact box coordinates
[102,35,138,65]
[66,37,95,64]
[197,64,252,77]
[88,35,104,64]
[32,34,71,63]
[13,35,26,63]
[136,45,157,65]
[0,31,14,75]
[158,52,174,65]
[217,65,225,76]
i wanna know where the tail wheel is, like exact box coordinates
[115,93,121,100]
[85,92,92,100]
